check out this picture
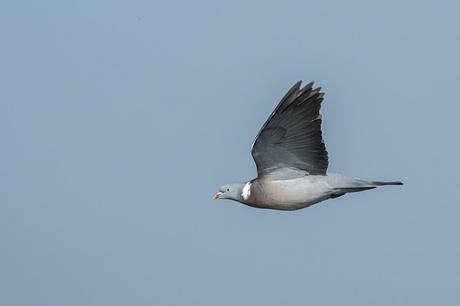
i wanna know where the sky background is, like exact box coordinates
[1,0,460,305]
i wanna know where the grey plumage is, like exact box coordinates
[213,81,402,210]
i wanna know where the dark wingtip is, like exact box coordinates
[293,80,303,90]
[300,81,314,92]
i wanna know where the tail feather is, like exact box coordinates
[370,181,403,186]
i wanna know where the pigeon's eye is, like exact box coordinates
[226,188,230,192]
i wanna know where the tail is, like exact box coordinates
[327,174,403,195]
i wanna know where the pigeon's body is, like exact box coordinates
[245,173,400,211]
[213,81,402,210]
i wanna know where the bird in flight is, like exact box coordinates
[212,81,402,210]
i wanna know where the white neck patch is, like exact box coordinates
[242,182,251,200]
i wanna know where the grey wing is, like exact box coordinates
[251,81,328,177]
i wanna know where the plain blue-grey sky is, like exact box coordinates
[1,0,460,305]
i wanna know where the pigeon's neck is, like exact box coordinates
[241,181,251,201]
[227,181,250,203]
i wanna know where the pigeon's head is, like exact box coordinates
[212,182,246,202]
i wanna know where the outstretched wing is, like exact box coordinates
[251,81,328,177]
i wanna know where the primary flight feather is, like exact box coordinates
[213,81,402,210]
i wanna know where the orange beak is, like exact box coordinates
[212,192,222,200]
